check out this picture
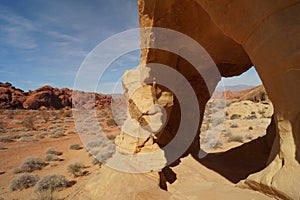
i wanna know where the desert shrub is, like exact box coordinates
[64,110,72,118]
[67,130,76,134]
[106,134,116,140]
[35,133,45,139]
[12,120,23,124]
[0,136,13,143]
[45,148,63,156]
[69,144,82,150]
[63,125,70,129]
[230,114,241,120]
[7,127,29,132]
[248,126,254,130]
[228,135,244,143]
[9,173,40,191]
[14,157,47,174]
[0,126,6,133]
[86,140,104,149]
[20,133,31,137]
[67,162,85,177]
[20,136,37,143]
[49,131,65,138]
[44,154,61,162]
[37,127,47,131]
[8,134,21,140]
[0,120,7,125]
[35,174,70,192]
[230,123,239,128]
[94,144,116,164]
[23,116,35,130]
[48,125,60,130]
[106,118,117,127]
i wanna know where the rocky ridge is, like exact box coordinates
[0,82,112,110]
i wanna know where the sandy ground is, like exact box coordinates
[0,99,275,199]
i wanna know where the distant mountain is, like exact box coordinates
[213,84,268,102]
[216,84,255,91]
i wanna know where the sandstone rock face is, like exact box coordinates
[112,0,300,199]
[0,82,111,110]
[0,82,26,109]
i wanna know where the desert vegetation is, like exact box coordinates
[0,107,120,199]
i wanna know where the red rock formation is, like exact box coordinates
[0,82,112,110]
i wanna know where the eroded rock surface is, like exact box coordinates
[79,0,300,199]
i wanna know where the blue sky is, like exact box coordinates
[0,0,261,94]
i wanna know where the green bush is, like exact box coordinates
[10,173,40,191]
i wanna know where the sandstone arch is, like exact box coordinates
[78,1,300,199]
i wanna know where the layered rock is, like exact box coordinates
[0,82,112,110]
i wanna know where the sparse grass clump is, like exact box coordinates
[9,173,40,191]
[69,144,82,150]
[67,162,85,177]
[13,157,47,174]
[45,148,63,156]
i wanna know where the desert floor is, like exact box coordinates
[0,99,275,199]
